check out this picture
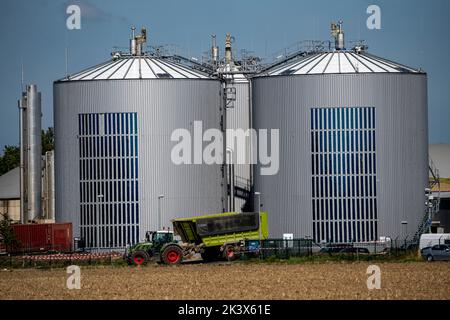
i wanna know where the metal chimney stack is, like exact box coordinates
[225,33,233,64]
[331,20,345,50]
[211,34,219,65]
[130,26,147,56]
[18,85,42,223]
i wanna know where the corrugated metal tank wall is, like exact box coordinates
[252,73,428,239]
[226,80,251,211]
[54,79,225,243]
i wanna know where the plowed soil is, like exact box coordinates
[0,262,449,300]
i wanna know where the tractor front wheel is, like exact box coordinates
[161,245,183,265]
[131,251,149,266]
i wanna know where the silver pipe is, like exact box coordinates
[221,82,228,212]
[48,151,55,220]
[226,148,235,212]
[211,34,219,63]
[248,80,253,188]
[27,85,42,221]
[18,96,26,223]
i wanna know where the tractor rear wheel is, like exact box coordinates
[161,245,183,265]
[131,251,149,266]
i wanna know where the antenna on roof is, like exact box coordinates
[20,56,24,92]
[65,31,69,79]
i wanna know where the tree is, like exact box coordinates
[0,213,19,253]
[41,127,54,155]
[0,145,19,176]
[0,127,54,177]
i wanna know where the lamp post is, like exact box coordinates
[158,195,165,231]
[97,194,104,249]
[254,192,261,244]
[226,148,235,212]
[401,220,408,239]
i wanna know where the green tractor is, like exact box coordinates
[125,230,184,265]
[125,211,269,266]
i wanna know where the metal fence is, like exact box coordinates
[242,236,422,260]
[0,250,124,268]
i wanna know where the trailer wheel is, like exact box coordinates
[161,245,183,265]
[223,245,240,261]
[131,251,149,266]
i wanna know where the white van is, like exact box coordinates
[419,234,450,250]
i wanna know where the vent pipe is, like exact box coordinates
[211,34,219,64]
[130,26,147,56]
[225,33,233,64]
[331,20,345,50]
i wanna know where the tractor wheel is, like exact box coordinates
[223,245,240,261]
[131,251,149,266]
[161,245,183,265]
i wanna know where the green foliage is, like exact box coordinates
[0,213,19,252]
[0,145,19,176]
[0,127,54,176]
[41,127,54,155]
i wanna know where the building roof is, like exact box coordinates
[264,51,423,76]
[430,144,450,179]
[0,167,20,200]
[59,54,211,81]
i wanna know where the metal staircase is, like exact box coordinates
[412,157,441,243]
[227,175,252,212]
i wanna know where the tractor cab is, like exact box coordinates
[145,230,174,248]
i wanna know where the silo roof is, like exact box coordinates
[59,55,211,81]
[264,51,423,76]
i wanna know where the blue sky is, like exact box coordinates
[1,0,449,150]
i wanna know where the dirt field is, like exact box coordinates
[0,261,449,300]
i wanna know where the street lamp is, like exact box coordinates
[254,192,261,244]
[226,147,235,212]
[158,195,165,231]
[97,194,104,249]
[401,221,408,239]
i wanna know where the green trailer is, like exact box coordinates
[125,211,268,265]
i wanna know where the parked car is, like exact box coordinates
[419,233,450,251]
[339,247,370,254]
[421,244,450,262]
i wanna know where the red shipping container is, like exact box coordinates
[10,223,73,254]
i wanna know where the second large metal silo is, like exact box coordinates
[54,29,226,249]
[252,44,428,242]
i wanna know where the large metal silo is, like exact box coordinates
[54,31,226,249]
[252,48,428,242]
